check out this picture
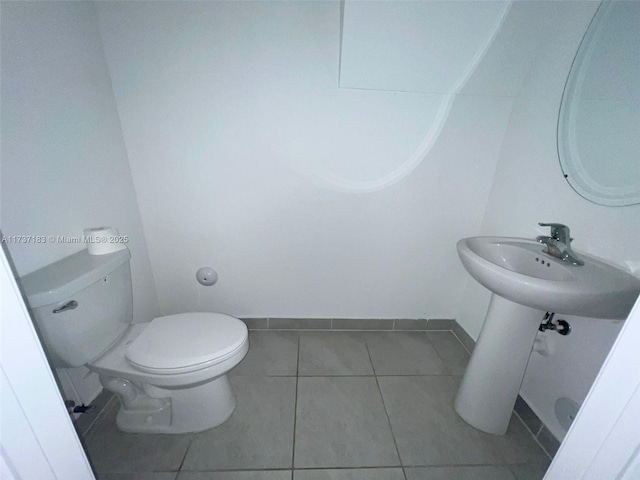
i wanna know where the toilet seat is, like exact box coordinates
[125,312,248,375]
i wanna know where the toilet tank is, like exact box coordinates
[20,248,133,368]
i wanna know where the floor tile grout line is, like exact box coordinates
[98,462,545,475]
[422,330,453,376]
[363,334,378,377]
[291,334,301,475]
[364,341,407,480]
[176,432,196,474]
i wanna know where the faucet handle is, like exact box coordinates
[538,223,571,243]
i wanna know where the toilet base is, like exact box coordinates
[104,374,237,434]
[116,397,172,433]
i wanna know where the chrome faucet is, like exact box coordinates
[536,223,584,266]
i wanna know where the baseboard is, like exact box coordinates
[240,317,455,331]
[74,389,115,438]
[514,395,561,457]
[451,321,475,354]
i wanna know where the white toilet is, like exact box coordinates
[21,247,248,434]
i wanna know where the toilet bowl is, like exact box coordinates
[90,313,248,433]
[20,247,248,434]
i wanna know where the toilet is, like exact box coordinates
[21,247,248,434]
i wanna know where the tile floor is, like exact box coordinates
[83,331,551,480]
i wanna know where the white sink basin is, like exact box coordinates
[458,236,640,319]
[455,235,640,436]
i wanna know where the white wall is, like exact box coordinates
[457,0,640,441]
[0,1,158,320]
[340,1,510,93]
[94,0,564,319]
[0,2,159,406]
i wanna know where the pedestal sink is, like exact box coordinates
[455,236,640,435]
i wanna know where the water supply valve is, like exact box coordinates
[539,312,571,336]
[73,404,94,414]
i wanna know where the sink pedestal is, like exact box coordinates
[455,294,543,435]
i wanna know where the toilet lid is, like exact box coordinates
[125,312,247,372]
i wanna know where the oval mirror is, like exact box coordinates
[558,0,640,206]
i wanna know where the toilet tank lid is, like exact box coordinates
[20,248,131,308]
